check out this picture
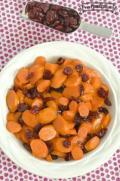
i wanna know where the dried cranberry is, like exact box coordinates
[104,97,112,106]
[51,155,58,160]
[75,64,83,73]
[88,111,99,120]
[43,70,53,80]
[33,123,42,135]
[46,10,57,25]
[97,87,108,98]
[69,96,81,103]
[46,142,54,153]
[57,57,65,65]
[69,17,78,28]
[65,153,72,161]
[63,66,73,75]
[24,87,40,99]
[26,72,34,80]
[31,106,40,114]
[96,128,107,138]
[25,129,33,139]
[63,140,71,148]
[98,107,109,114]
[52,85,65,93]
[55,24,64,31]
[23,143,32,152]
[58,9,68,17]
[81,145,88,153]
[40,3,50,13]
[80,84,84,96]
[18,116,24,126]
[74,112,81,126]
[81,73,89,82]
[17,103,29,112]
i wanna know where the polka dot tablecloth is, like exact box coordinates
[0,0,120,180]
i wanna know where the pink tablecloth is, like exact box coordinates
[0,0,120,180]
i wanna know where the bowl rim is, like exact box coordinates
[0,41,120,178]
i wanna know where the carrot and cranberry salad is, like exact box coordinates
[6,56,112,161]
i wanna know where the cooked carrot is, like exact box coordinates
[71,136,82,146]
[29,65,44,84]
[22,110,39,127]
[7,121,22,133]
[71,144,83,160]
[91,76,101,89]
[37,80,50,93]
[69,101,78,113]
[51,150,65,158]
[58,97,69,106]
[53,115,74,135]
[51,91,62,99]
[37,107,57,124]
[91,95,104,111]
[78,122,92,143]
[65,72,81,87]
[7,113,16,122]
[51,69,67,88]
[81,93,93,101]
[91,114,103,133]
[6,90,19,112]
[53,138,71,153]
[46,154,52,161]
[30,139,48,158]
[24,97,33,106]
[101,83,109,92]
[16,89,25,103]
[47,100,58,110]
[14,77,23,88]
[78,102,89,117]
[63,86,80,98]
[32,98,43,108]
[16,68,29,85]
[23,83,33,89]
[85,101,92,111]
[45,63,58,74]
[34,56,46,66]
[101,114,111,129]
[83,83,94,94]
[62,111,74,122]
[85,136,100,151]
[39,125,57,141]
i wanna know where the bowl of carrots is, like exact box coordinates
[0,41,119,178]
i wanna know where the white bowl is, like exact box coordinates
[0,41,120,179]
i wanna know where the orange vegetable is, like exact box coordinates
[29,65,44,84]
[6,121,22,133]
[85,136,100,151]
[58,97,69,106]
[71,144,83,160]
[6,90,19,112]
[53,138,71,153]
[78,102,89,117]
[34,56,46,66]
[101,114,111,129]
[63,86,80,98]
[45,63,58,74]
[22,110,38,127]
[39,125,57,141]
[37,80,50,92]
[69,101,78,113]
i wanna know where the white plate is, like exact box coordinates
[0,41,120,179]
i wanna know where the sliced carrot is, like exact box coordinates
[91,76,101,89]
[81,93,93,101]
[7,113,16,122]
[65,72,81,87]
[45,63,58,74]
[24,97,33,106]
[62,111,75,122]
[71,136,82,146]
[91,95,104,111]
[37,107,57,124]
[14,77,23,88]
[63,86,80,98]
[29,65,44,84]
[53,115,74,135]
[51,91,62,99]
[46,154,52,161]
[85,101,92,110]
[71,144,83,160]
[37,80,50,93]
[85,136,100,151]
[83,83,94,94]
[30,139,48,158]
[39,125,57,141]
[6,90,19,112]
[32,98,43,108]
[101,114,111,129]
[69,101,78,113]
[7,121,22,133]
[91,114,103,133]
[16,68,29,85]
[22,110,38,127]
[78,122,92,143]
[53,138,71,153]
[46,100,58,110]
[51,69,67,88]
[58,97,69,106]
[16,89,25,103]
[78,102,89,117]
[34,56,46,66]
[51,150,65,158]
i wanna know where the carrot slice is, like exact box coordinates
[63,86,80,98]
[24,97,33,106]
[58,97,69,106]
[69,101,78,113]
[53,115,74,135]
[45,63,58,74]
[85,136,100,151]
[91,95,104,111]
[65,72,81,87]
[6,90,19,112]
[51,150,65,158]
[29,65,44,84]
[83,83,94,94]
[78,102,89,117]
[39,125,57,141]
[47,100,58,110]
[51,69,67,88]
[71,144,83,160]
[53,138,71,153]
[34,56,46,66]
[101,114,111,129]
[22,110,38,127]
[32,98,43,108]
[16,68,29,85]
[78,122,92,143]
[62,111,74,122]
[37,107,57,124]
[81,94,93,101]
[30,139,48,158]
[37,80,50,92]
[7,112,21,122]
[7,121,22,133]
[91,114,103,133]
[16,90,25,103]
[91,76,101,89]
[51,91,62,100]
